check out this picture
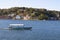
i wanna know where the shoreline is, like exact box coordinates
[0,19,59,21]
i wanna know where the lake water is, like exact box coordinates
[0,20,60,40]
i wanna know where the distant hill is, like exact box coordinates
[0,7,60,20]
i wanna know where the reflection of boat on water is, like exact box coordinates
[8,24,32,30]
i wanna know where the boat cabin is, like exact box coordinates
[9,24,24,28]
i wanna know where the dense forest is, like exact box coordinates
[0,7,60,20]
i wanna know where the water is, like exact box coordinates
[0,20,60,40]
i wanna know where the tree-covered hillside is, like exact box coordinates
[0,7,60,20]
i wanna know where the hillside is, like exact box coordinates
[0,7,60,20]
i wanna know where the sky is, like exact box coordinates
[0,0,60,11]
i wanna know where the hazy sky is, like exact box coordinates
[0,0,60,11]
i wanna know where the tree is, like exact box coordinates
[38,14,48,20]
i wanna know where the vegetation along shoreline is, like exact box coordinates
[0,7,60,20]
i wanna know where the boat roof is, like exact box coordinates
[9,24,24,26]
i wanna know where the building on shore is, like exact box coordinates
[8,14,15,19]
[15,15,21,19]
[23,15,31,20]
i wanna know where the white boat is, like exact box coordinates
[8,24,32,30]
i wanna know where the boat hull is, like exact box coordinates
[9,27,32,30]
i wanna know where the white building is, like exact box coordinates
[8,14,15,17]
[15,15,21,19]
[23,15,30,20]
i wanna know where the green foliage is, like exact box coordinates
[35,12,40,16]
[31,13,35,17]
[0,7,59,20]
[38,14,48,20]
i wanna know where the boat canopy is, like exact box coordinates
[9,24,24,27]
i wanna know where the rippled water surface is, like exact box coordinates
[0,20,60,40]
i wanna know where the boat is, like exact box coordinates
[8,24,32,30]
